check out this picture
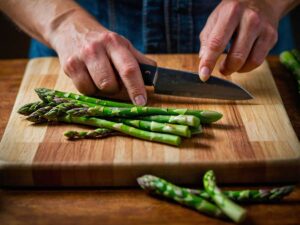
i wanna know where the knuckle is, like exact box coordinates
[249,57,264,68]
[247,11,260,29]
[63,56,78,75]
[121,64,138,77]
[81,42,100,58]
[97,77,114,91]
[207,37,224,52]
[230,52,245,65]
[100,32,119,45]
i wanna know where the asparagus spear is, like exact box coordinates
[27,106,181,146]
[112,118,191,137]
[138,115,200,127]
[137,175,224,218]
[18,101,48,115]
[185,186,295,202]
[279,51,300,94]
[203,170,247,223]
[64,128,120,139]
[67,106,222,124]
[26,106,53,123]
[36,88,222,123]
[35,88,133,107]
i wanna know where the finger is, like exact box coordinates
[63,56,97,95]
[238,26,278,73]
[219,10,261,75]
[81,45,119,93]
[106,44,147,106]
[199,1,242,81]
[199,9,219,59]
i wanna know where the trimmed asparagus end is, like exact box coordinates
[203,170,247,223]
[200,111,223,123]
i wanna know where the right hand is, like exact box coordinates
[50,12,156,106]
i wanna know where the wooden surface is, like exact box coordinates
[0,55,300,186]
[0,57,299,225]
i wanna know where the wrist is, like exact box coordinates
[267,0,300,19]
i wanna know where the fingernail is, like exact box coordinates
[134,95,146,106]
[199,66,210,82]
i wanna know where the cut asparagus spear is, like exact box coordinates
[138,115,200,127]
[27,106,181,146]
[64,128,120,139]
[203,170,247,223]
[36,88,222,123]
[137,175,224,218]
[67,106,222,124]
[112,118,191,137]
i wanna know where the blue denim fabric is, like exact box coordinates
[29,0,295,58]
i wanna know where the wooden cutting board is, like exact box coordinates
[0,55,299,187]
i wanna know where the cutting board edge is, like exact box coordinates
[1,157,299,187]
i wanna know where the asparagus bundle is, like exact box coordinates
[36,88,223,123]
[27,105,182,146]
[138,172,294,223]
[18,88,223,146]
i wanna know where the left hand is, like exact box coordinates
[198,0,295,81]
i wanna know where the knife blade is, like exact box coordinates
[139,63,253,100]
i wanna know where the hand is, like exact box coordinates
[198,0,286,81]
[50,12,156,106]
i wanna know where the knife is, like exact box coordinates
[139,63,253,100]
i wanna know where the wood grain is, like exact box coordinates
[0,58,299,225]
[0,55,299,187]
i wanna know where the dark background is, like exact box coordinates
[0,7,299,59]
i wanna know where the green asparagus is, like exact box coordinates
[203,170,247,223]
[112,118,191,137]
[64,128,120,139]
[36,88,222,123]
[137,175,224,218]
[27,106,181,146]
[138,115,200,127]
[27,106,53,123]
[279,51,300,94]
[185,186,295,202]
[35,88,133,107]
[67,106,222,124]
[18,101,48,115]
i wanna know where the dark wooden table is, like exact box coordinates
[0,57,299,225]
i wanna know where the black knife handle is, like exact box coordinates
[139,63,157,86]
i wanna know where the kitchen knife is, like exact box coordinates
[139,63,253,100]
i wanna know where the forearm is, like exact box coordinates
[0,0,104,48]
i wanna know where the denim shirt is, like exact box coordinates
[29,0,294,58]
